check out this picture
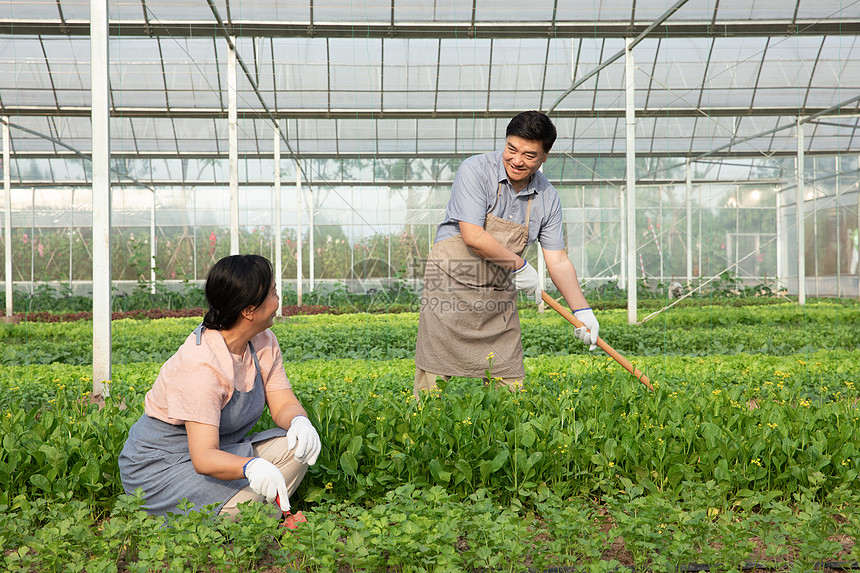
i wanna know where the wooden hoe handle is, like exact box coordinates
[540,291,654,392]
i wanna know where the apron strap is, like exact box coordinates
[524,194,533,227]
[486,181,504,217]
[248,340,263,379]
[194,323,206,345]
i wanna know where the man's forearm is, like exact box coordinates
[544,250,590,310]
[459,221,522,271]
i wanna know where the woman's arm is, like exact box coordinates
[186,421,252,480]
[266,387,309,430]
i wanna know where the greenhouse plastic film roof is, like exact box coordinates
[2,0,860,167]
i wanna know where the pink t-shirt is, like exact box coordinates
[144,327,292,427]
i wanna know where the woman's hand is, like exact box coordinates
[267,388,322,465]
[286,415,321,465]
[243,457,290,511]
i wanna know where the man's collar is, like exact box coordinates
[496,151,540,196]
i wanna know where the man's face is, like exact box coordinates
[502,136,548,190]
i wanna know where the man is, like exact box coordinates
[414,111,599,397]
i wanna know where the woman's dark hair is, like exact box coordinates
[505,111,557,153]
[202,254,273,330]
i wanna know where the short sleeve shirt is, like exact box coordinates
[143,328,291,427]
[433,150,565,250]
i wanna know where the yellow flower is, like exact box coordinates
[767,423,777,429]
[751,458,762,466]
[325,482,333,490]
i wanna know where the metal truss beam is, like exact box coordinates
[6,105,860,120]
[9,176,785,188]
[7,149,837,160]
[1,19,858,38]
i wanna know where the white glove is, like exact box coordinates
[243,457,290,512]
[286,415,321,466]
[511,260,541,303]
[573,307,599,351]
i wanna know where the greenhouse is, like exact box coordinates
[1,1,860,571]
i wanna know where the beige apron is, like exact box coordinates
[415,183,532,379]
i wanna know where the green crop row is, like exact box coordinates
[4,483,860,572]
[0,300,857,365]
[1,351,857,506]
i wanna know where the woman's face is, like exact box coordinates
[253,280,279,328]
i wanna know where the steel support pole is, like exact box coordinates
[274,121,282,314]
[796,118,806,305]
[3,117,11,317]
[91,0,111,396]
[625,38,637,324]
[150,190,156,294]
[228,36,239,255]
[835,155,841,296]
[309,186,315,291]
[776,188,784,292]
[619,189,626,288]
[69,189,74,287]
[685,160,693,286]
[296,160,303,306]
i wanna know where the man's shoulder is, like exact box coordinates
[533,169,558,196]
[459,149,503,171]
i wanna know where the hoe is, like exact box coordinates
[540,291,654,392]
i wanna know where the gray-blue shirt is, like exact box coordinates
[434,150,565,250]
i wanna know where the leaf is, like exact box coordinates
[572,420,584,441]
[520,425,536,449]
[347,436,363,457]
[429,459,451,483]
[29,473,51,492]
[340,451,358,479]
[454,459,473,484]
[524,452,543,472]
[489,449,509,473]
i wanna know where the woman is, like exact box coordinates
[119,254,320,518]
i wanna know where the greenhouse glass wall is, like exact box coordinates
[1,1,860,298]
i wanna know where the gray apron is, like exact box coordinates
[118,324,287,516]
[415,183,532,379]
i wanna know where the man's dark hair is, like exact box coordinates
[202,254,273,330]
[505,111,557,153]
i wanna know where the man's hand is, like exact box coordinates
[512,260,541,303]
[573,307,599,351]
